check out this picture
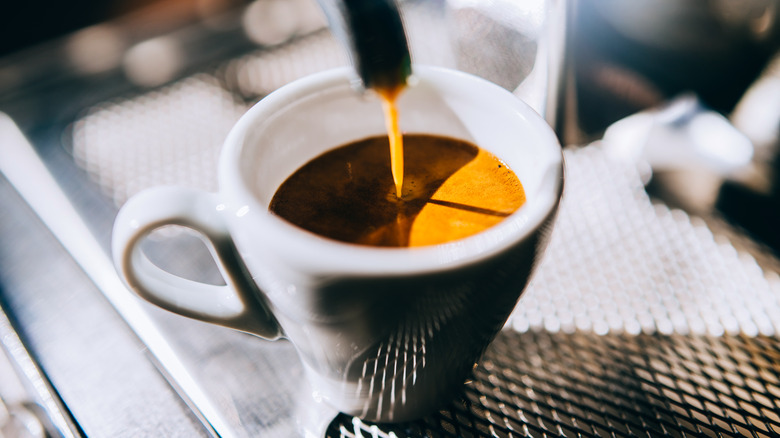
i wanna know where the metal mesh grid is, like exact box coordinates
[512,146,780,338]
[71,74,248,207]
[328,330,780,438]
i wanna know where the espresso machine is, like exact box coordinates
[2,1,780,437]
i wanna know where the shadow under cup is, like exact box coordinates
[222,66,563,422]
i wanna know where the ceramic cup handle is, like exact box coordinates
[112,186,282,340]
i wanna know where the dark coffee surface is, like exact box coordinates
[269,134,525,247]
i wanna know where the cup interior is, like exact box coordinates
[240,67,557,206]
[221,66,562,270]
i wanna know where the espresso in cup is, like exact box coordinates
[112,66,563,423]
[270,134,525,247]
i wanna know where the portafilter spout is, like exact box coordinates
[317,0,412,93]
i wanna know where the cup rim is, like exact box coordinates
[219,65,563,275]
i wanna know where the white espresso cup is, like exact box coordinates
[112,65,564,423]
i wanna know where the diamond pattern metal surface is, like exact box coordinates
[328,331,780,437]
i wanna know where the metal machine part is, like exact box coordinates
[318,0,411,91]
[0,305,78,438]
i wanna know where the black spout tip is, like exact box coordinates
[323,0,412,92]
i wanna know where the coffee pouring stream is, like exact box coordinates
[317,0,412,197]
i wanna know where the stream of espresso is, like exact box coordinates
[378,87,404,198]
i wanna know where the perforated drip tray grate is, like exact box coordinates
[328,329,780,437]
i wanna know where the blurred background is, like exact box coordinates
[2,0,780,247]
[2,0,780,436]
[2,0,779,134]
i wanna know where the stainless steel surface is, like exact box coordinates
[0,303,76,438]
[0,117,209,438]
[0,195,208,438]
[0,114,231,437]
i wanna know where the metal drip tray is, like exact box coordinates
[329,330,780,437]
